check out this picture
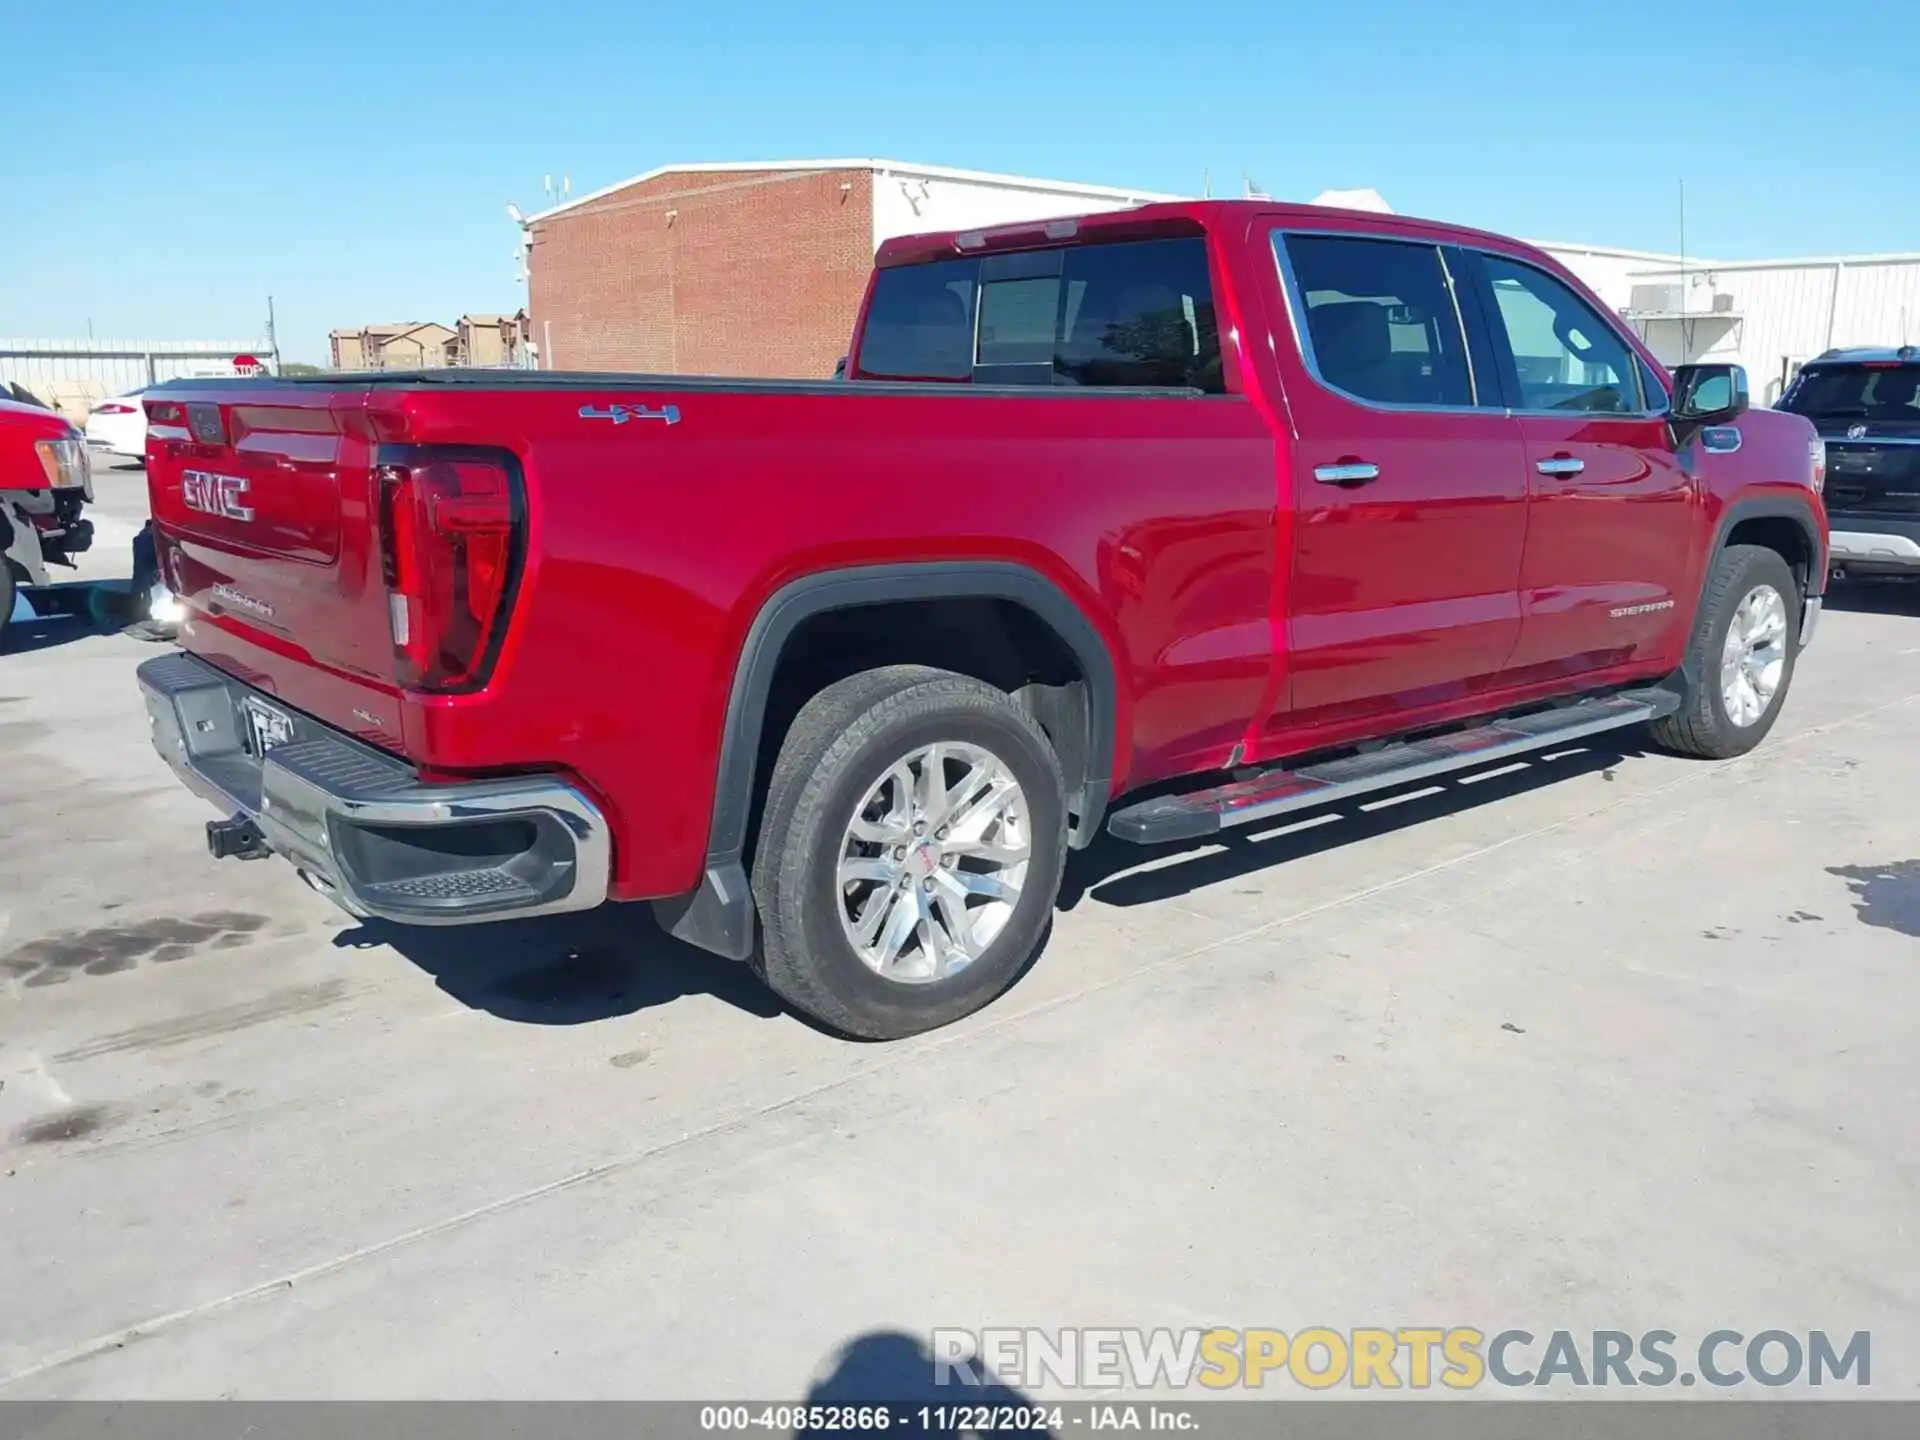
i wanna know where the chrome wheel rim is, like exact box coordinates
[836,741,1031,984]
[1719,583,1788,728]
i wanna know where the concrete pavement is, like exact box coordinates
[1,587,1916,1399]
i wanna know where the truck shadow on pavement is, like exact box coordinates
[1059,738,1638,912]
[1822,579,1920,616]
[337,740,1637,1030]
[2,595,126,654]
[0,616,95,655]
[332,905,785,1027]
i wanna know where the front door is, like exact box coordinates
[1461,249,1696,681]
[1262,229,1530,741]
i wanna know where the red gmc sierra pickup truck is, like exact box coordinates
[136,199,1828,1039]
[2,395,96,644]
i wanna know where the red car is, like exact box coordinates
[1,395,95,642]
[134,199,1827,1038]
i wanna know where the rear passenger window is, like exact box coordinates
[1053,239,1223,391]
[1280,234,1474,408]
[855,238,1224,391]
[854,258,977,381]
[1480,255,1642,414]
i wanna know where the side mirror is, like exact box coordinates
[832,355,849,380]
[1672,363,1749,422]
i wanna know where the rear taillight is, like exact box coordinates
[93,402,138,415]
[145,399,190,442]
[377,452,522,692]
[1810,438,1827,496]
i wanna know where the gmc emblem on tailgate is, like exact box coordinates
[181,470,254,521]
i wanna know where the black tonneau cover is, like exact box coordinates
[195,371,1206,400]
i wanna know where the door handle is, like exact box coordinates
[1535,456,1585,477]
[1314,461,1381,487]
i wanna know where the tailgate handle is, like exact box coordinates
[1536,455,1585,477]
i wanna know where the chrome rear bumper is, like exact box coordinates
[137,652,610,926]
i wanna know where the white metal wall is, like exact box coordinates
[1536,244,1685,310]
[1831,261,1920,352]
[1620,259,1920,404]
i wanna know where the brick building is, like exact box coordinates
[520,159,1176,377]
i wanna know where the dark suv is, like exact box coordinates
[1779,347,1920,578]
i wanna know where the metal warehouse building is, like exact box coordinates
[519,159,1176,378]
[1529,243,1920,406]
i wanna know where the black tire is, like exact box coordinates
[750,665,1068,1040]
[0,560,15,651]
[1650,544,1800,759]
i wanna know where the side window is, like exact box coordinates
[1637,356,1669,413]
[1280,234,1474,408]
[1480,255,1642,414]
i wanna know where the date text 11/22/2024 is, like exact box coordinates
[699,1405,1179,1431]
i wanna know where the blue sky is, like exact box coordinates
[4,0,1912,362]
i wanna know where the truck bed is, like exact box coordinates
[142,369,1279,902]
[215,369,1209,398]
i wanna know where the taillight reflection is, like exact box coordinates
[377,454,522,692]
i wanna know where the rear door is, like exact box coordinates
[1458,249,1695,680]
[1780,360,1920,556]
[854,233,1279,783]
[1265,228,1530,735]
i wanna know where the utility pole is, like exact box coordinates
[266,294,281,372]
[1678,181,1689,363]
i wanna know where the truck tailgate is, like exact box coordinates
[145,385,403,736]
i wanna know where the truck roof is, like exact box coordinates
[873,197,1540,268]
[1808,345,1920,366]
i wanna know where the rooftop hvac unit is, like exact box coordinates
[1625,283,1738,317]
[1629,283,1685,314]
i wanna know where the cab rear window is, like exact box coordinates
[855,238,1224,392]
